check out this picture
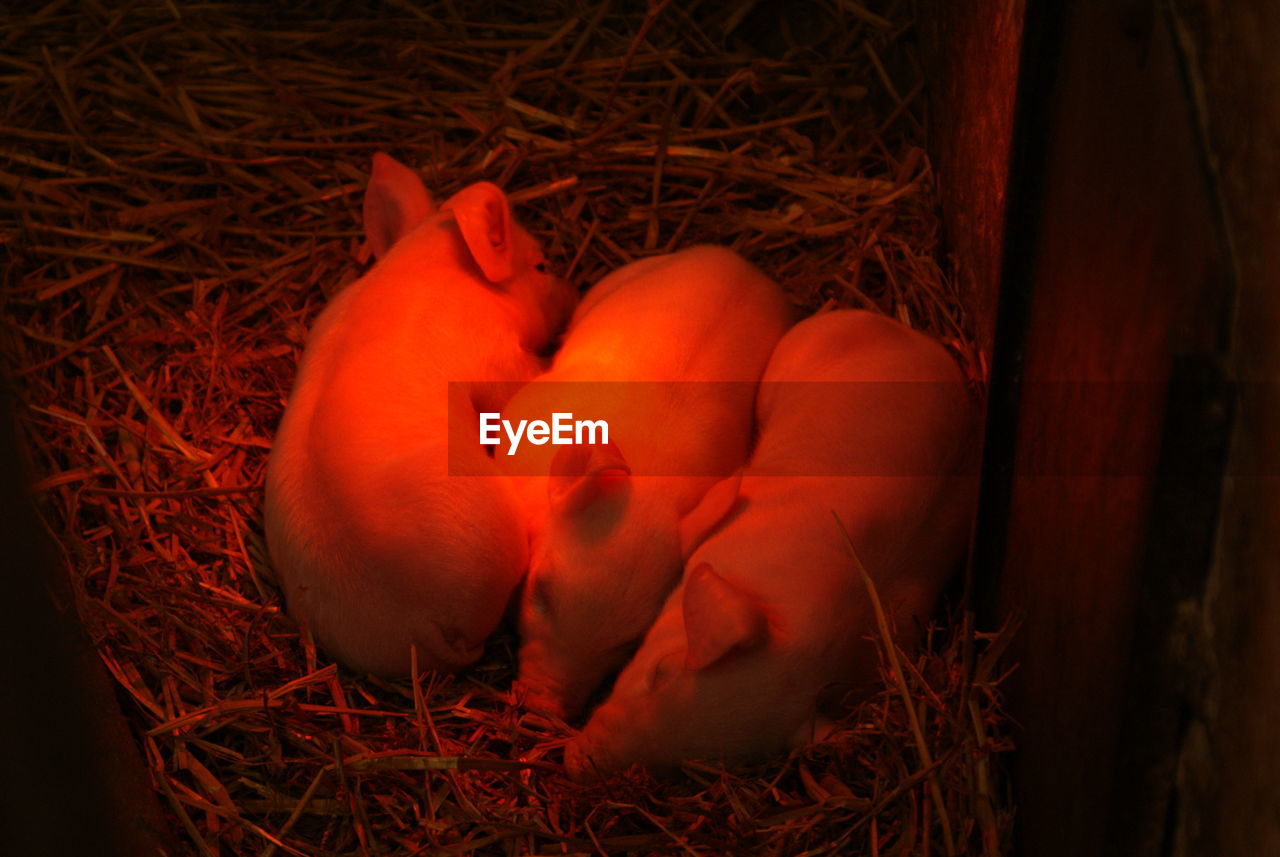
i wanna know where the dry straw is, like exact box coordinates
[3,1,1009,854]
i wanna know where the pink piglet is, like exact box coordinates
[264,154,576,677]
[565,309,980,779]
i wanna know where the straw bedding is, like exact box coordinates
[2,1,1011,854]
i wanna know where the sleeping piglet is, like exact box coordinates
[263,153,576,677]
[497,246,794,720]
[564,309,979,780]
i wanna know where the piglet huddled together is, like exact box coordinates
[263,153,575,677]
[497,246,794,720]
[264,154,979,780]
[564,311,979,780]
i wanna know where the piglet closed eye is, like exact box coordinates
[263,153,577,677]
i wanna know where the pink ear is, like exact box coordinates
[678,471,743,558]
[683,563,767,671]
[443,182,515,283]
[363,153,434,259]
[548,442,630,516]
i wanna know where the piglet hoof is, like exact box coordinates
[512,679,571,722]
[563,739,603,784]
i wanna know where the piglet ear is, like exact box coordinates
[363,153,434,259]
[443,181,515,284]
[678,471,743,558]
[549,442,630,516]
[683,563,767,671]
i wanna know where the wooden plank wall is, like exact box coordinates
[1163,1,1280,854]
[920,1,1248,855]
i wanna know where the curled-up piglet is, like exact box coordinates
[497,246,794,720]
[564,309,980,780]
[263,153,576,677]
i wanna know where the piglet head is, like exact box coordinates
[441,182,575,350]
[564,563,807,782]
[363,153,576,349]
[515,442,684,721]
